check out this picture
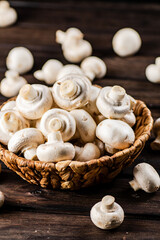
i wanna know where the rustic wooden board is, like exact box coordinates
[0,1,160,239]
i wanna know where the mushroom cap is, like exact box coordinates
[16,84,53,120]
[112,28,142,57]
[36,108,76,141]
[145,64,160,83]
[0,110,30,145]
[8,128,44,153]
[96,86,131,119]
[0,70,27,97]
[71,109,97,143]
[52,74,91,110]
[1,100,16,111]
[57,64,83,80]
[90,195,124,230]
[96,119,135,150]
[34,59,63,84]
[132,163,160,193]
[0,1,17,27]
[81,56,107,80]
[6,47,34,74]
[74,143,100,162]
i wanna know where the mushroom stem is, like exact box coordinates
[129,179,141,191]
[49,118,64,132]
[85,71,95,81]
[19,84,38,101]
[101,195,115,211]
[0,1,10,9]
[47,132,63,143]
[151,136,160,150]
[108,86,126,102]
[60,80,77,98]
[34,70,44,81]
[24,147,37,160]
[5,70,19,81]
[2,112,19,132]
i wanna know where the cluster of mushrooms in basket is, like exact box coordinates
[0,1,160,231]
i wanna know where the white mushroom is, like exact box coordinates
[145,57,160,84]
[96,85,132,119]
[90,195,124,230]
[6,47,34,74]
[8,128,45,160]
[81,56,107,81]
[0,1,17,28]
[57,64,83,80]
[16,84,53,120]
[36,108,76,141]
[74,143,100,162]
[112,28,142,57]
[37,132,75,163]
[129,163,160,193]
[150,118,160,150]
[121,111,136,127]
[71,109,97,143]
[34,59,63,84]
[0,70,27,97]
[56,27,92,63]
[0,191,5,208]
[96,119,135,154]
[0,109,30,145]
[52,74,91,110]
[1,100,16,111]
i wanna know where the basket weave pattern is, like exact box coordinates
[0,99,153,190]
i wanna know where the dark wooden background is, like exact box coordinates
[0,1,160,239]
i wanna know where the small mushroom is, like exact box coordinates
[81,56,107,81]
[0,1,17,27]
[0,70,27,97]
[90,195,124,230]
[36,108,76,141]
[0,109,30,145]
[8,128,45,160]
[34,59,63,84]
[37,132,75,163]
[150,118,160,150]
[1,100,16,111]
[74,143,100,162]
[129,163,160,193]
[145,57,160,84]
[121,111,136,127]
[16,84,53,120]
[0,191,5,208]
[96,119,135,154]
[57,64,83,80]
[112,28,142,57]
[56,27,92,63]
[96,85,132,119]
[6,47,34,74]
[52,74,91,110]
[71,109,97,143]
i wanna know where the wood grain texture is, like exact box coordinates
[0,0,160,239]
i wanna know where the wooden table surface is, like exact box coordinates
[0,1,160,239]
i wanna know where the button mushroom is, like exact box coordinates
[37,132,75,163]
[0,109,30,145]
[8,128,45,160]
[57,64,83,80]
[81,56,107,81]
[0,191,5,208]
[129,163,160,193]
[145,57,160,84]
[34,59,63,84]
[16,84,53,120]
[36,108,76,141]
[0,1,17,28]
[96,119,135,154]
[112,28,142,57]
[0,70,27,97]
[56,27,92,63]
[74,143,100,162]
[52,74,91,110]
[90,195,124,230]
[96,85,131,119]
[70,109,97,143]
[151,118,160,150]
[6,47,34,74]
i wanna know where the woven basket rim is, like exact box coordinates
[0,97,153,170]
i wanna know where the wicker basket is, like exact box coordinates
[0,98,153,190]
